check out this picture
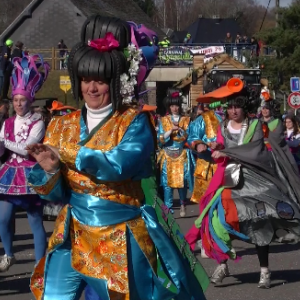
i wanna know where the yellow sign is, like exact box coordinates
[60,76,71,92]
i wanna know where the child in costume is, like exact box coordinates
[157,89,195,217]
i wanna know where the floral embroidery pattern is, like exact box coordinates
[15,113,41,143]
[44,116,63,147]
[110,228,126,246]
[30,170,61,196]
[5,113,42,163]
[31,108,157,297]
[30,256,46,300]
[48,206,68,251]
[111,254,126,266]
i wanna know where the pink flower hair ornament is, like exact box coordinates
[171,91,180,98]
[88,32,119,52]
[11,54,50,102]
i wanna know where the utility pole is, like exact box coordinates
[275,0,280,27]
[176,1,180,31]
[163,0,166,28]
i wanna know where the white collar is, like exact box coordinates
[85,103,112,119]
[16,111,31,120]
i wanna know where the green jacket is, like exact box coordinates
[158,40,170,47]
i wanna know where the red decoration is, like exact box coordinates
[262,123,269,138]
[88,32,119,52]
[171,91,180,98]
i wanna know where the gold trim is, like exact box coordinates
[29,170,61,195]
[59,142,81,166]
[158,134,165,144]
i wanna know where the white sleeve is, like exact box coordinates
[163,129,172,140]
[0,122,5,140]
[0,123,5,157]
[26,120,45,141]
[295,133,300,140]
[4,120,45,156]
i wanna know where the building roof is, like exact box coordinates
[70,0,163,36]
[184,17,243,44]
[0,0,163,46]
[170,31,188,44]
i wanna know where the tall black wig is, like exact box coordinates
[163,88,184,114]
[81,15,131,49]
[67,14,134,112]
[68,15,159,112]
[67,41,130,112]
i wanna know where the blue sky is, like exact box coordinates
[258,0,292,6]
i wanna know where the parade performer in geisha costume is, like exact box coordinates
[26,15,207,300]
[186,78,300,289]
[186,102,222,258]
[188,103,222,203]
[157,89,195,217]
[43,101,77,221]
[0,54,49,271]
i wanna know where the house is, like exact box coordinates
[170,30,188,44]
[171,17,242,44]
[0,0,164,48]
[173,53,247,108]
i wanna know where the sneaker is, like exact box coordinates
[0,254,16,272]
[179,205,186,217]
[258,271,271,289]
[196,240,209,259]
[211,264,229,284]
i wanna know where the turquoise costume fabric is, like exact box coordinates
[28,112,207,300]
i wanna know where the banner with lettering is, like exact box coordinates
[157,46,193,65]
[157,45,225,65]
[191,46,225,63]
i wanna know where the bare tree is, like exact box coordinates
[153,0,275,36]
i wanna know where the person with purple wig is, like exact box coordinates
[0,54,49,271]
[26,15,206,300]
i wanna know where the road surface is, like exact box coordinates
[0,198,299,300]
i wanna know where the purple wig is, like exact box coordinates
[127,22,159,86]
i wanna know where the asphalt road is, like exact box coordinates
[0,199,299,300]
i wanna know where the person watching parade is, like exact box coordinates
[0,39,13,98]
[158,36,170,48]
